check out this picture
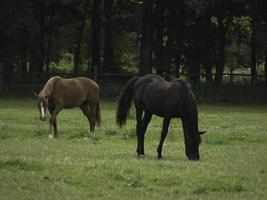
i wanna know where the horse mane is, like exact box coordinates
[39,76,61,98]
[172,79,195,101]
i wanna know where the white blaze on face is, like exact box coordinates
[40,102,45,118]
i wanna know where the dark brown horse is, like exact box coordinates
[36,76,101,138]
[116,74,205,160]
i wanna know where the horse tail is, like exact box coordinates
[95,99,101,127]
[116,77,139,127]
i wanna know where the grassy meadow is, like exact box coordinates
[0,96,266,200]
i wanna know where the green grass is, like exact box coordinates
[0,97,266,200]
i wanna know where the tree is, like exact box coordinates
[154,0,165,76]
[249,0,259,83]
[213,1,229,83]
[91,0,103,75]
[29,0,46,83]
[103,0,115,72]
[265,50,267,86]
[203,10,213,82]
[73,0,90,73]
[139,0,154,75]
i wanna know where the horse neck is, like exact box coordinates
[182,99,201,144]
[39,78,55,97]
[179,85,198,128]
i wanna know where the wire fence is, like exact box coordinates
[0,71,266,93]
[0,71,266,103]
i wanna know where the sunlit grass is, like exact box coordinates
[0,97,266,199]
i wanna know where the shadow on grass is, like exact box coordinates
[0,159,43,171]
[193,184,248,195]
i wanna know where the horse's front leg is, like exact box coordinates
[49,106,62,138]
[157,117,171,159]
[53,120,58,137]
[49,122,53,138]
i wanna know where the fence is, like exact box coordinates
[0,71,266,103]
[0,72,135,96]
[0,71,266,93]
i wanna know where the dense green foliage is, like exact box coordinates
[0,0,266,85]
[0,97,266,199]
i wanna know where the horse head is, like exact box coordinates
[181,107,206,160]
[35,93,49,121]
[184,130,206,160]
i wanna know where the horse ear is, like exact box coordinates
[199,131,206,135]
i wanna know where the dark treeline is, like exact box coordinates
[0,0,266,85]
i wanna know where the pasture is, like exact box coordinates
[0,97,266,200]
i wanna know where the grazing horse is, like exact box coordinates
[116,74,205,160]
[36,76,101,138]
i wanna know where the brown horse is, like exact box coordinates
[36,76,101,138]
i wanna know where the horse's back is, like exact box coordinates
[51,77,99,107]
[132,74,172,116]
[133,74,165,101]
[134,74,165,86]
[134,74,195,117]
[73,77,99,91]
[55,77,98,92]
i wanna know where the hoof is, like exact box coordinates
[157,153,163,160]
[137,154,145,159]
[48,134,54,139]
[188,157,199,161]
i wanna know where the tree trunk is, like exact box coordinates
[214,13,226,84]
[188,42,201,83]
[189,56,201,83]
[87,40,91,72]
[204,11,213,82]
[250,17,257,83]
[38,0,46,75]
[2,61,14,84]
[46,13,54,72]
[154,0,165,77]
[139,0,154,75]
[74,0,89,73]
[103,0,115,72]
[20,23,29,82]
[91,0,102,77]
[189,17,201,83]
[265,49,267,86]
[29,0,46,83]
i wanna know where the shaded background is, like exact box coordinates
[0,0,266,102]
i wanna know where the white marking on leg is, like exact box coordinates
[92,131,96,139]
[49,134,53,139]
[40,102,45,119]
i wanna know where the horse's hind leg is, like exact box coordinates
[139,111,152,156]
[157,117,171,159]
[136,108,143,156]
[48,106,54,138]
[136,106,152,157]
[88,105,96,133]
[53,120,58,137]
[80,103,96,133]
